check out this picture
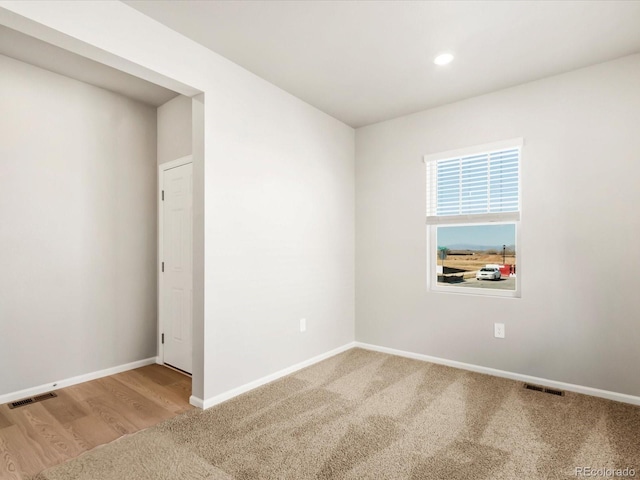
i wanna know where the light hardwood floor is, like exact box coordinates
[0,364,193,480]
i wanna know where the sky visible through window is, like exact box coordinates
[437,224,515,250]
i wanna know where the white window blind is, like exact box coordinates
[426,144,521,224]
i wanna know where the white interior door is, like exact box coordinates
[161,162,193,374]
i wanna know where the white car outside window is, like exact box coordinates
[476,267,501,281]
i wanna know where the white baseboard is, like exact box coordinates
[0,357,157,405]
[196,342,356,410]
[355,342,640,406]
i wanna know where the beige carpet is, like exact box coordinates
[32,349,640,480]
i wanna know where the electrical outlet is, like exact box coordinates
[494,323,505,339]
[300,318,307,332]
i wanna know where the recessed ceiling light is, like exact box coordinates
[434,53,454,66]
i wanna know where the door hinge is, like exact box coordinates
[161,333,165,344]
[162,190,164,201]
[162,262,164,272]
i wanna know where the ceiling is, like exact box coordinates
[124,0,640,127]
[0,25,178,107]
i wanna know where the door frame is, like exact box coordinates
[158,155,193,369]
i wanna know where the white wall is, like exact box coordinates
[0,1,355,404]
[355,54,640,397]
[157,94,191,165]
[205,75,355,397]
[0,54,157,396]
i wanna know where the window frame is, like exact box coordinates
[424,138,523,298]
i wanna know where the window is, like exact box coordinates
[424,139,522,297]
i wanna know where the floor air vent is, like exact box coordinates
[544,388,565,396]
[8,392,57,409]
[524,384,565,396]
